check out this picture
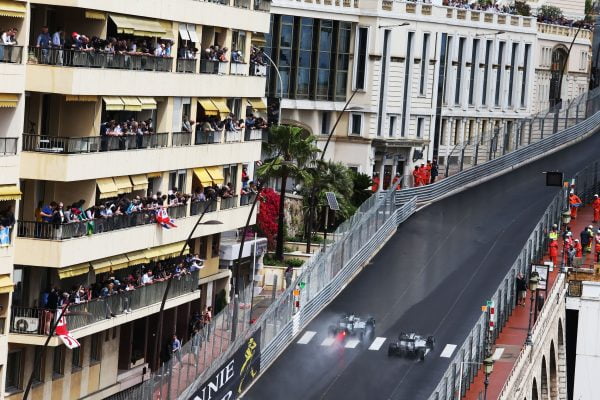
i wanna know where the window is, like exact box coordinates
[231,30,247,59]
[278,16,294,97]
[401,32,414,137]
[444,36,453,104]
[440,119,447,145]
[168,170,187,193]
[6,350,23,392]
[389,115,397,137]
[348,166,358,173]
[481,120,487,144]
[452,120,460,145]
[211,233,221,258]
[467,120,474,144]
[296,18,313,99]
[199,236,208,259]
[350,113,362,136]
[53,346,65,379]
[377,29,391,136]
[482,40,492,106]
[316,20,333,100]
[455,37,466,105]
[419,33,430,95]
[494,42,505,106]
[335,22,352,101]
[354,27,369,90]
[90,333,102,363]
[72,345,83,371]
[32,347,45,383]
[521,44,531,107]
[468,39,479,105]
[320,112,330,135]
[223,165,238,191]
[508,43,518,107]
[417,118,424,138]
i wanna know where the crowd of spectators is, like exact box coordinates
[182,112,269,138]
[0,206,15,231]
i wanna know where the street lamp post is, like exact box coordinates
[525,271,540,346]
[261,51,283,125]
[483,356,495,400]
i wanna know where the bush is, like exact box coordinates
[514,1,530,16]
[257,188,280,251]
[263,253,284,266]
[538,5,563,20]
[286,258,305,268]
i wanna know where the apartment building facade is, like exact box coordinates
[265,0,591,188]
[0,0,269,399]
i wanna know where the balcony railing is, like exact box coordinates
[199,59,220,74]
[220,195,238,210]
[172,131,193,147]
[225,130,242,143]
[22,133,169,154]
[194,131,221,145]
[0,137,18,155]
[234,0,250,8]
[239,193,256,206]
[254,0,270,11]
[176,58,197,73]
[250,63,267,77]
[230,62,247,76]
[16,204,187,241]
[190,199,218,216]
[28,47,173,72]
[0,45,23,64]
[244,128,264,141]
[10,270,199,335]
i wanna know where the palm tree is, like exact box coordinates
[258,124,320,260]
[302,161,355,241]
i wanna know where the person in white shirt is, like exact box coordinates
[141,270,153,285]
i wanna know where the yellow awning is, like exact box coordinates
[91,259,112,275]
[114,176,133,194]
[0,1,25,18]
[138,97,157,110]
[157,242,184,260]
[198,99,219,116]
[109,14,166,37]
[211,98,231,119]
[159,20,175,41]
[58,263,90,280]
[130,174,148,191]
[103,96,124,111]
[126,250,148,266]
[147,172,162,178]
[193,168,213,187]
[121,97,142,112]
[0,274,14,294]
[205,166,225,185]
[96,178,119,199]
[251,32,266,45]
[247,98,267,110]
[0,93,18,108]
[0,185,21,201]
[65,95,97,102]
[85,10,106,20]
[109,255,129,272]
[144,247,161,261]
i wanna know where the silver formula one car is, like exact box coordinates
[387,332,435,360]
[328,313,375,342]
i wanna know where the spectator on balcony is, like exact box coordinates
[245,114,256,129]
[52,27,64,66]
[232,50,243,63]
[255,117,268,129]
[242,167,249,188]
[141,269,154,285]
[182,115,196,133]
[36,26,51,63]
[154,43,166,57]
[178,42,196,60]
[0,27,17,62]
[0,205,15,230]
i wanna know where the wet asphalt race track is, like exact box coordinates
[243,131,600,400]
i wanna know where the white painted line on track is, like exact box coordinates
[425,348,430,356]
[492,347,505,361]
[321,337,336,346]
[297,331,316,344]
[345,339,360,349]
[368,337,387,351]
[440,344,457,358]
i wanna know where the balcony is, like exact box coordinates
[234,0,251,8]
[254,0,271,11]
[250,62,267,77]
[224,130,242,143]
[9,270,199,339]
[19,137,261,182]
[176,58,197,73]
[13,201,254,268]
[0,137,18,155]
[0,45,23,64]
[244,128,265,141]
[220,195,238,210]
[230,62,248,76]
[22,133,168,154]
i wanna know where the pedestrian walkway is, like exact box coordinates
[462,203,596,399]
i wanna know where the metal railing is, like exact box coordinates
[176,58,197,73]
[434,87,600,182]
[190,199,218,216]
[0,137,18,155]
[396,87,600,205]
[244,128,264,141]
[220,196,238,210]
[172,132,193,147]
[199,59,221,74]
[250,63,267,76]
[240,193,256,206]
[194,131,221,145]
[224,130,242,143]
[567,280,583,297]
[0,45,23,63]
[254,0,271,11]
[229,62,247,75]
[427,190,564,400]
[10,270,199,335]
[16,205,186,240]
[234,0,250,7]
[28,47,173,72]
[22,133,169,154]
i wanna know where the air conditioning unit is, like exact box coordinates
[13,317,39,333]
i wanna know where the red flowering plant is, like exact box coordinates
[257,188,280,250]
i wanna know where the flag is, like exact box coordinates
[0,227,10,247]
[156,207,177,229]
[55,306,80,349]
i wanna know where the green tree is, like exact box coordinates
[257,124,320,260]
[302,161,355,236]
[514,1,531,16]
[538,5,563,21]
[349,170,373,208]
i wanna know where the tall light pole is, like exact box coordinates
[482,356,495,400]
[525,271,540,346]
[261,50,283,125]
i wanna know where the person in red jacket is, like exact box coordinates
[592,194,600,223]
[569,191,582,219]
[371,173,380,192]
[548,238,559,267]
[595,228,600,262]
[391,173,401,190]
[424,161,432,185]
[412,166,421,187]
[574,239,583,258]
